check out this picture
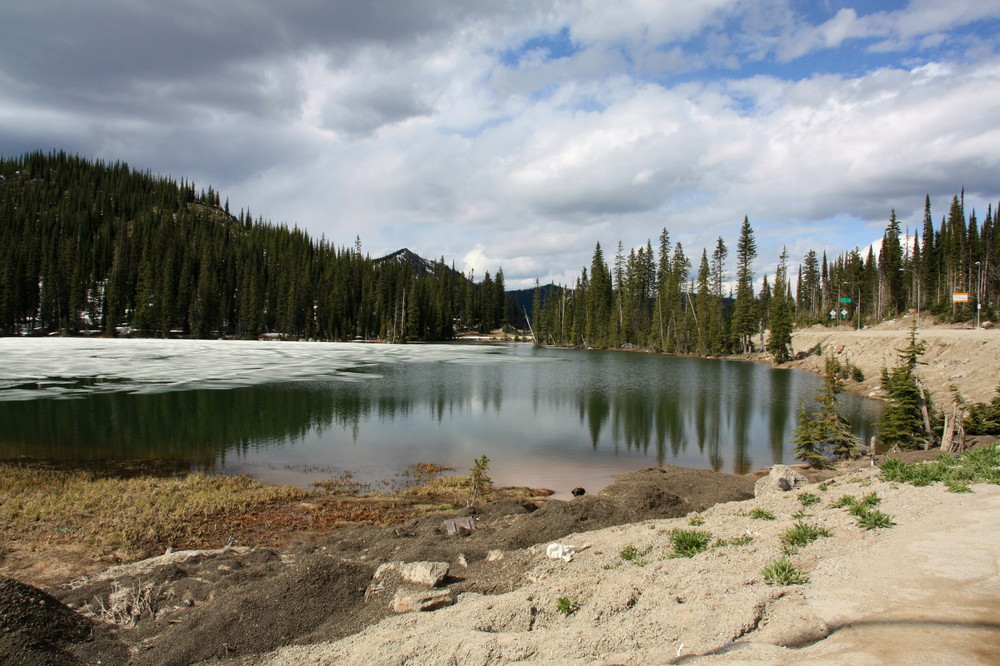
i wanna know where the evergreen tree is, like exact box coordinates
[732,216,757,353]
[792,356,862,467]
[879,210,904,316]
[767,247,793,363]
[878,324,931,450]
[586,243,612,347]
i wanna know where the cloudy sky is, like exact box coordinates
[3,1,999,288]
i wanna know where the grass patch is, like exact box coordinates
[780,521,832,553]
[668,529,713,558]
[0,465,307,557]
[881,444,1000,488]
[619,544,652,564]
[855,509,896,530]
[762,557,809,585]
[555,596,580,616]
[798,492,821,507]
[713,534,753,548]
[688,515,705,526]
[748,508,776,520]
[828,491,895,529]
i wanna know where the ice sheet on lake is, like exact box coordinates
[0,338,548,401]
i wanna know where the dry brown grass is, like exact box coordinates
[0,464,306,557]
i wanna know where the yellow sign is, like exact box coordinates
[953,293,969,302]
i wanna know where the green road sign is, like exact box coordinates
[839,297,852,303]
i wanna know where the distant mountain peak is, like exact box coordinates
[374,248,441,277]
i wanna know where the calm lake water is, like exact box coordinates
[0,338,883,496]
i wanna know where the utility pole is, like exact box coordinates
[976,261,982,329]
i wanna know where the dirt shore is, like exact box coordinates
[2,320,999,664]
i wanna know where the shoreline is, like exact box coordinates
[5,446,996,664]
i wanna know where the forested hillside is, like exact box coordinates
[532,194,999,360]
[0,151,513,339]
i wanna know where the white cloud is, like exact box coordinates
[2,0,1000,291]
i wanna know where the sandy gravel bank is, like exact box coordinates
[252,465,1000,665]
[786,317,1000,406]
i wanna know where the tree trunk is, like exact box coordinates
[914,377,935,449]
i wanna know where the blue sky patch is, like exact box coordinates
[500,26,579,67]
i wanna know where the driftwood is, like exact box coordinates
[940,405,968,454]
[914,376,936,450]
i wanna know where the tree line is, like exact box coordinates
[531,192,998,362]
[0,151,514,339]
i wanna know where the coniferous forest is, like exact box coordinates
[0,151,514,339]
[2,151,996,357]
[531,193,999,361]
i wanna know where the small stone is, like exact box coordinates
[456,553,469,567]
[486,550,504,562]
[375,561,450,587]
[391,587,455,613]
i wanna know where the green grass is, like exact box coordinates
[618,544,652,566]
[828,491,895,530]
[688,515,705,526]
[798,492,821,507]
[880,445,1000,487]
[555,596,580,616]
[780,521,832,553]
[713,534,753,548]
[748,508,776,520]
[762,557,810,586]
[668,529,713,558]
[828,495,857,509]
[855,509,896,530]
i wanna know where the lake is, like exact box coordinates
[0,338,883,496]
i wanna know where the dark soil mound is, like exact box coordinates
[600,465,757,512]
[0,576,126,665]
[130,554,375,665]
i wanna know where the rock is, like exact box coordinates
[571,487,586,496]
[755,465,808,496]
[391,587,455,613]
[455,554,469,568]
[374,561,449,588]
[486,550,504,562]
